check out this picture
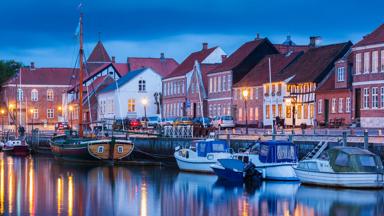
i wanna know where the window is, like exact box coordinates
[364,52,370,73]
[47,109,54,119]
[238,108,242,121]
[47,89,54,101]
[381,50,384,72]
[265,85,270,96]
[97,146,104,153]
[363,88,369,109]
[381,87,384,108]
[372,87,378,109]
[17,88,23,101]
[222,76,226,92]
[355,53,362,74]
[335,152,349,166]
[32,109,38,119]
[181,82,185,94]
[213,77,217,93]
[138,79,146,92]
[372,51,378,73]
[191,81,195,93]
[297,105,302,119]
[249,107,254,120]
[233,89,238,100]
[358,155,376,167]
[250,88,253,100]
[303,104,308,119]
[278,104,282,117]
[272,104,276,118]
[318,99,322,114]
[338,98,343,113]
[346,97,351,113]
[254,87,258,99]
[337,67,345,81]
[128,99,135,112]
[286,106,291,118]
[266,105,270,119]
[227,75,231,91]
[310,104,314,119]
[218,76,221,92]
[117,146,124,153]
[255,107,259,120]
[331,98,336,113]
[31,89,38,101]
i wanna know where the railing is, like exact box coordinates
[163,125,193,138]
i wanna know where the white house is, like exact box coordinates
[97,68,163,121]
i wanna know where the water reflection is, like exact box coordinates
[0,153,382,216]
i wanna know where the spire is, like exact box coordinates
[87,40,111,63]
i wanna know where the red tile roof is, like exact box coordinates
[165,47,217,79]
[283,42,352,84]
[354,24,384,47]
[209,39,271,74]
[316,71,335,93]
[234,52,303,87]
[127,57,179,77]
[87,41,111,63]
[6,67,76,86]
[273,44,310,54]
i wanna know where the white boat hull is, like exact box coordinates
[174,152,231,173]
[259,164,298,181]
[294,168,384,188]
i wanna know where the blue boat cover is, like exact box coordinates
[259,140,298,163]
[197,140,228,157]
[218,159,245,172]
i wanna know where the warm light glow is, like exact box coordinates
[28,160,34,215]
[69,105,73,111]
[141,98,148,106]
[68,175,73,216]
[140,182,147,216]
[0,160,4,214]
[8,104,14,110]
[58,106,62,111]
[242,89,249,99]
[57,177,63,215]
[7,157,13,214]
[285,98,292,106]
[0,109,4,115]
[30,109,34,114]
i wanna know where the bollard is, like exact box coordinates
[291,129,295,135]
[226,134,230,147]
[364,130,368,150]
[342,131,347,146]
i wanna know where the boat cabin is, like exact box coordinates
[259,141,298,163]
[325,147,383,173]
[191,140,229,157]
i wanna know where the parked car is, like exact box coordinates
[139,117,149,128]
[160,117,176,127]
[129,118,141,130]
[173,117,193,126]
[55,122,70,131]
[213,115,235,128]
[147,116,161,128]
[193,117,212,128]
[112,118,129,130]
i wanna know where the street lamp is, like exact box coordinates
[141,98,148,128]
[69,105,73,129]
[30,108,34,133]
[242,89,249,135]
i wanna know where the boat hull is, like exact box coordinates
[259,164,299,181]
[211,164,244,181]
[175,157,217,173]
[3,145,30,156]
[50,138,134,163]
[294,168,384,188]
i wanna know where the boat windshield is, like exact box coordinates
[197,140,228,157]
[259,141,298,163]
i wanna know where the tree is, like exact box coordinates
[0,60,22,87]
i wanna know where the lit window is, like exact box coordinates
[32,109,38,119]
[128,99,135,112]
[266,105,270,119]
[31,89,38,101]
[47,89,54,101]
[331,98,336,113]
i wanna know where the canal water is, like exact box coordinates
[0,153,383,216]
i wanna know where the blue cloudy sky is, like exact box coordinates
[1,0,383,67]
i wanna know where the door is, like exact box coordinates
[355,88,361,119]
[193,103,197,118]
[324,99,329,126]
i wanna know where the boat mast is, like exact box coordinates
[78,12,84,137]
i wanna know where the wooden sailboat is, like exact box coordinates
[50,12,134,163]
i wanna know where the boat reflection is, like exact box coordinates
[0,153,382,216]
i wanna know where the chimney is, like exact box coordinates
[202,42,208,50]
[255,33,260,40]
[30,62,35,70]
[160,52,165,59]
[309,36,321,47]
[221,55,227,62]
[111,56,116,63]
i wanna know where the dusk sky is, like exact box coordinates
[1,0,383,67]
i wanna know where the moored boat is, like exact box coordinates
[294,146,384,188]
[211,158,261,182]
[3,139,30,156]
[174,139,232,173]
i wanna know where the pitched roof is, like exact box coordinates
[127,57,179,77]
[100,68,148,93]
[354,24,384,47]
[165,47,217,79]
[234,52,302,87]
[283,42,352,84]
[273,44,310,54]
[200,64,220,91]
[209,39,275,74]
[87,41,111,63]
[6,67,76,86]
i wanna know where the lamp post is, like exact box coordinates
[242,89,249,135]
[141,98,148,128]
[69,105,73,129]
[1,109,4,140]
[30,109,34,133]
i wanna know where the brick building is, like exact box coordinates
[162,43,226,118]
[1,63,74,131]
[351,24,384,128]
[207,37,279,118]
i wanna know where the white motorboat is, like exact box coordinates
[213,140,299,181]
[174,139,232,173]
[294,146,384,188]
